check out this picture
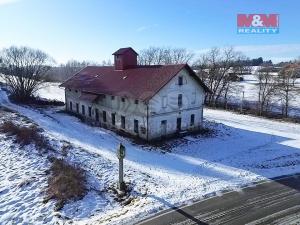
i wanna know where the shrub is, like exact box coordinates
[0,121,52,150]
[47,158,87,210]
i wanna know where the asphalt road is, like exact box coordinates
[138,174,300,225]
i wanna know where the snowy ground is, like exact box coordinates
[230,74,300,116]
[0,87,300,224]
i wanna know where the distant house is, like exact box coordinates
[60,47,210,141]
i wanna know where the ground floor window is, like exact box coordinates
[103,111,107,122]
[177,117,181,131]
[76,103,79,113]
[95,109,99,121]
[134,119,139,133]
[190,114,195,126]
[69,101,72,110]
[82,105,85,115]
[112,113,116,125]
[161,120,167,136]
[121,116,125,129]
[88,107,92,117]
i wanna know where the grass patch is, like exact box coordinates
[46,158,87,211]
[0,121,52,151]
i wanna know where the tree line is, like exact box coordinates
[0,45,299,120]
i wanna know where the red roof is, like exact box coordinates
[112,47,138,55]
[60,64,210,102]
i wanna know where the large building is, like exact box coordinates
[60,47,210,141]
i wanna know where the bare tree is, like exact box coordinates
[0,46,53,101]
[277,62,300,117]
[256,68,278,115]
[195,47,246,106]
[45,59,100,82]
[138,46,194,65]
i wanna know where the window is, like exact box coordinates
[177,118,181,131]
[190,114,195,126]
[178,76,183,85]
[178,94,182,107]
[69,101,73,110]
[134,119,139,133]
[121,116,125,129]
[103,111,107,122]
[162,96,167,108]
[76,103,79,113]
[88,107,92,117]
[111,96,115,100]
[82,105,85,115]
[95,109,99,121]
[68,88,71,92]
[121,98,125,102]
[191,92,196,104]
[75,90,78,93]
[112,113,116,125]
[135,99,139,104]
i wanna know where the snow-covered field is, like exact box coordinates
[0,86,300,225]
[230,74,300,116]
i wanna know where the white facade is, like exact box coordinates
[64,68,206,141]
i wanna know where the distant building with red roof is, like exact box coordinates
[60,48,209,140]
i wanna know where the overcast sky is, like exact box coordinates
[0,0,299,64]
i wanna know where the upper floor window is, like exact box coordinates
[178,76,183,86]
[178,94,182,107]
[111,96,115,100]
[135,99,139,104]
[121,98,125,102]
[162,96,167,108]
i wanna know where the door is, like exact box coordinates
[177,118,181,132]
[161,120,167,137]
[121,116,125,129]
[134,119,139,133]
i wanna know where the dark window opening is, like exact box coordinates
[177,118,181,131]
[135,99,139,104]
[190,114,195,126]
[178,94,182,107]
[111,96,115,100]
[121,98,125,102]
[112,113,116,125]
[75,90,78,93]
[95,109,99,121]
[76,103,79,113]
[134,119,139,133]
[178,76,183,85]
[69,101,72,110]
[88,107,92,117]
[121,116,125,129]
[103,111,107,122]
[82,105,85,115]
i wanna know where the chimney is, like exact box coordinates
[112,47,138,70]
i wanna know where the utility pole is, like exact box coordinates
[117,143,126,191]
